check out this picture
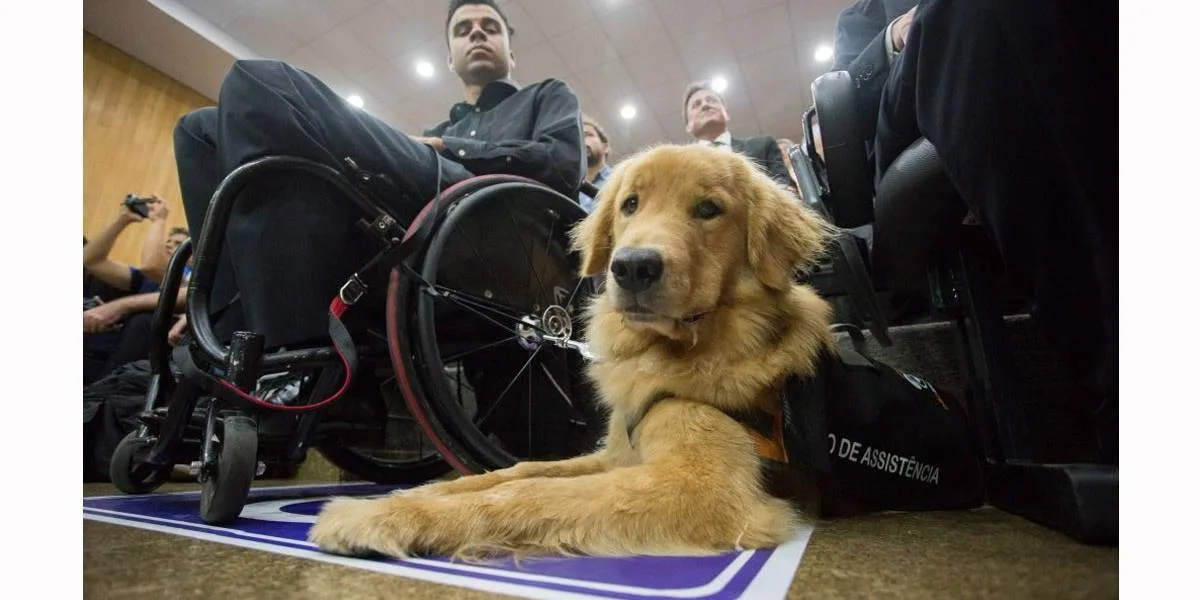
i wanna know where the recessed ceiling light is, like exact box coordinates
[415,60,435,78]
[710,76,728,94]
[346,94,364,109]
[814,45,834,62]
[620,104,637,120]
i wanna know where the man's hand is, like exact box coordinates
[410,136,446,152]
[84,300,127,334]
[146,195,169,221]
[168,315,189,347]
[891,6,917,53]
[116,205,144,225]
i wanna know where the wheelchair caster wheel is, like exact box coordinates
[199,413,258,525]
[109,431,172,495]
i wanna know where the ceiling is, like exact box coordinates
[84,0,847,159]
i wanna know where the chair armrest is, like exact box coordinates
[811,71,875,229]
[579,180,600,200]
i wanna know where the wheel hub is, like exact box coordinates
[514,304,595,360]
[516,304,573,350]
[541,305,572,339]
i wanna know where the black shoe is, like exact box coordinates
[254,371,310,405]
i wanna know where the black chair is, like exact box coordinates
[798,70,1116,546]
[787,134,892,348]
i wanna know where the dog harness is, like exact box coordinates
[625,345,985,514]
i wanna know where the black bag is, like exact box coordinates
[781,344,986,515]
[84,360,155,481]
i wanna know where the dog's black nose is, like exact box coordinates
[610,248,663,293]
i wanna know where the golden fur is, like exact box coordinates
[309,144,837,559]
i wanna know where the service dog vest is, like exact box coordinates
[626,346,986,514]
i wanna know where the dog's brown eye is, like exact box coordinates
[621,194,639,216]
[693,199,722,220]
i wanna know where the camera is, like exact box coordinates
[124,194,152,218]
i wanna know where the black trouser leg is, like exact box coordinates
[874,0,1117,396]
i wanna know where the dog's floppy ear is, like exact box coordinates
[570,171,621,277]
[746,169,835,291]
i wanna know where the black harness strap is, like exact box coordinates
[624,388,790,464]
[625,390,674,443]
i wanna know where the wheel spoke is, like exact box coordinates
[475,346,544,427]
[539,362,574,410]
[441,335,519,364]
[432,286,530,323]
[504,205,547,305]
[428,287,531,338]
[563,276,590,310]
[457,218,517,309]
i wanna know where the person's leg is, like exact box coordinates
[214,59,472,219]
[876,0,1117,396]
[174,107,243,340]
[174,107,222,243]
[172,61,477,348]
[872,26,920,184]
[84,330,120,386]
[94,312,155,382]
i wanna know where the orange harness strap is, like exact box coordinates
[625,391,789,465]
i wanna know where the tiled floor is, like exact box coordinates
[83,472,1118,599]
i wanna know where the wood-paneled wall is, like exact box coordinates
[83,31,213,266]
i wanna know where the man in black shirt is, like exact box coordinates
[172,0,585,348]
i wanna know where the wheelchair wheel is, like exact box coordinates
[109,431,172,495]
[199,412,257,524]
[400,183,605,472]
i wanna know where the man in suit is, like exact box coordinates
[831,0,917,174]
[681,81,795,192]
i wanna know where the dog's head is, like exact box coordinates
[571,145,832,342]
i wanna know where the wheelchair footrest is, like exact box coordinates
[138,406,209,434]
[984,461,1117,546]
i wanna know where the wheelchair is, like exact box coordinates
[108,155,606,524]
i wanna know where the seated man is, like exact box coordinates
[831,0,1116,425]
[577,114,613,213]
[83,284,187,386]
[832,0,917,172]
[681,81,795,193]
[84,199,191,385]
[173,0,584,350]
[84,195,187,296]
[775,138,803,195]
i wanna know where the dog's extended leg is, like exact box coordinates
[310,400,801,558]
[400,452,614,498]
[399,417,634,498]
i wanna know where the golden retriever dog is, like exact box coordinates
[309,144,837,559]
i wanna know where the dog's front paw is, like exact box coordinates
[308,496,417,557]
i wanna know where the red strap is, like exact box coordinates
[331,296,350,318]
[216,300,356,413]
